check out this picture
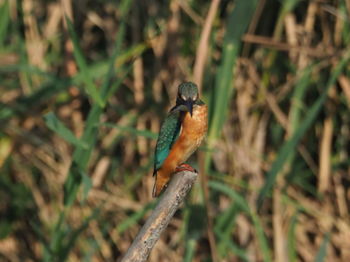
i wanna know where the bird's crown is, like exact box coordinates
[177,82,198,101]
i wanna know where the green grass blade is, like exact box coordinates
[314,232,330,262]
[63,0,133,206]
[115,42,148,68]
[105,62,134,102]
[49,211,67,259]
[289,68,312,134]
[287,212,299,262]
[210,181,272,262]
[65,16,104,107]
[102,123,157,139]
[257,51,350,208]
[214,203,236,233]
[0,65,71,121]
[250,212,272,262]
[60,208,100,261]
[0,0,10,47]
[225,241,249,261]
[184,239,196,262]
[31,221,53,260]
[100,0,133,101]
[214,204,248,258]
[209,181,249,212]
[63,106,103,206]
[287,68,312,165]
[44,112,88,149]
[71,43,145,87]
[81,171,92,202]
[206,0,258,170]
[116,202,155,234]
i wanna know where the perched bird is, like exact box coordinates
[152,82,208,197]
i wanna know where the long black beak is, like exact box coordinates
[184,100,193,117]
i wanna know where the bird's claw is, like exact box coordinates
[175,163,197,173]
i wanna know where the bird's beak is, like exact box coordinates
[184,100,193,117]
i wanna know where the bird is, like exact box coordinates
[152,82,208,197]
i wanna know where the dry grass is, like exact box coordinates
[0,0,350,261]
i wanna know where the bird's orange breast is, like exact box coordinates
[178,104,208,159]
[166,104,208,168]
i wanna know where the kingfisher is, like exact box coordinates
[152,82,208,197]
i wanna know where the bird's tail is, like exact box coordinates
[152,169,170,197]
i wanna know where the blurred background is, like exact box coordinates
[1,0,350,261]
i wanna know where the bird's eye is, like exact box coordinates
[181,95,186,101]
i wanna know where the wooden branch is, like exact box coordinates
[120,170,198,262]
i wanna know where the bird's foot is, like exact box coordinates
[175,163,197,173]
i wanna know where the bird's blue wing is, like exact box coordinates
[153,110,182,174]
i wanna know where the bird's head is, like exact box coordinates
[176,82,199,116]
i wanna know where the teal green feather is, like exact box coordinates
[153,109,181,174]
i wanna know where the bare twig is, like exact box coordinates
[120,170,198,262]
[242,34,336,57]
[193,0,220,91]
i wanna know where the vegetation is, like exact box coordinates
[1,0,350,261]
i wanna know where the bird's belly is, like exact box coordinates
[178,104,208,162]
[161,104,208,172]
